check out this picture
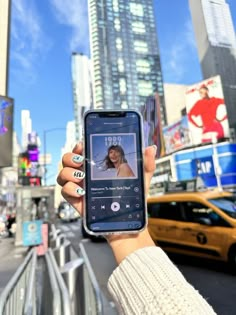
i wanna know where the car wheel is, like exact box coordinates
[228,246,236,273]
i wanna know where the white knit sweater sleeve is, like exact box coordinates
[108,247,216,315]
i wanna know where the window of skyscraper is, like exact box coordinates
[136,59,151,73]
[119,78,126,94]
[121,101,128,109]
[138,80,153,97]
[118,58,124,72]
[116,38,123,50]
[132,21,146,34]
[114,18,121,31]
[130,3,144,17]
[134,40,148,53]
[113,0,119,12]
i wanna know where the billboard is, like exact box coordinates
[18,150,42,186]
[0,96,13,167]
[141,94,165,158]
[163,116,191,154]
[186,75,229,145]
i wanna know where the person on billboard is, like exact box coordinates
[188,85,227,143]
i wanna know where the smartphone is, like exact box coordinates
[83,110,146,235]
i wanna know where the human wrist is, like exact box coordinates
[107,228,155,264]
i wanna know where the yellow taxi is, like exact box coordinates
[147,190,236,270]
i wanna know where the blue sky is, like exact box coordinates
[9,0,236,185]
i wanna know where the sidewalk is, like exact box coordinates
[0,237,27,294]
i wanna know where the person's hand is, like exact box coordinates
[57,142,157,264]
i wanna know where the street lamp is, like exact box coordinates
[43,128,66,186]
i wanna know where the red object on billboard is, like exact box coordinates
[186,75,229,145]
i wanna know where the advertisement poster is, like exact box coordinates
[141,94,165,158]
[90,134,138,180]
[22,220,42,246]
[186,75,229,145]
[0,96,13,167]
[36,223,48,256]
[163,116,191,154]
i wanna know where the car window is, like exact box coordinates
[208,198,236,219]
[148,201,184,221]
[182,202,231,227]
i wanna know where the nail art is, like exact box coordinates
[152,145,157,153]
[76,187,85,195]
[72,155,84,163]
[73,170,85,179]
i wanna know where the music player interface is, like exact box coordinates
[85,112,145,232]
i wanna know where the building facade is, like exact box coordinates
[88,0,166,125]
[61,120,76,156]
[0,0,11,96]
[71,53,93,141]
[21,110,32,150]
[164,84,188,125]
[189,0,236,129]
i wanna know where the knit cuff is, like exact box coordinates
[108,247,216,315]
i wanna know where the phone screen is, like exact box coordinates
[84,110,146,233]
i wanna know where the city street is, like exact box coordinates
[57,219,236,315]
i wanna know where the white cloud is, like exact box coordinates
[11,0,52,83]
[162,18,198,82]
[50,0,89,53]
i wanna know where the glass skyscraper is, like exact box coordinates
[88,0,166,125]
[71,52,93,141]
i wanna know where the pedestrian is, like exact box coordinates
[57,142,216,315]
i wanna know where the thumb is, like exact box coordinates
[144,145,157,194]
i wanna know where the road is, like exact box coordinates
[57,220,236,315]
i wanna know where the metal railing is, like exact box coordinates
[79,242,103,315]
[0,223,104,315]
[49,224,104,315]
[0,249,37,315]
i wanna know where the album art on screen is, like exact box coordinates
[90,133,138,180]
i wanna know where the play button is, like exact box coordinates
[111,202,120,212]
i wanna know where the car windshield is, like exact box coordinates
[209,197,236,219]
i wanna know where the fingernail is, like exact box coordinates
[152,145,157,154]
[76,187,85,195]
[73,143,78,150]
[72,154,84,163]
[73,170,85,179]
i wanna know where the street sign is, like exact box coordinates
[22,220,42,246]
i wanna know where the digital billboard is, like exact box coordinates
[18,149,41,186]
[163,116,191,154]
[186,75,229,145]
[141,94,165,158]
[0,96,13,167]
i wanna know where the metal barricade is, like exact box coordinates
[79,242,103,315]
[42,251,62,315]
[0,249,37,315]
[48,249,72,315]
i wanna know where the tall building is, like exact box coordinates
[164,84,188,125]
[0,0,11,96]
[0,132,21,207]
[189,0,236,129]
[21,110,32,150]
[71,53,93,141]
[55,120,76,208]
[88,0,166,125]
[61,120,76,156]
